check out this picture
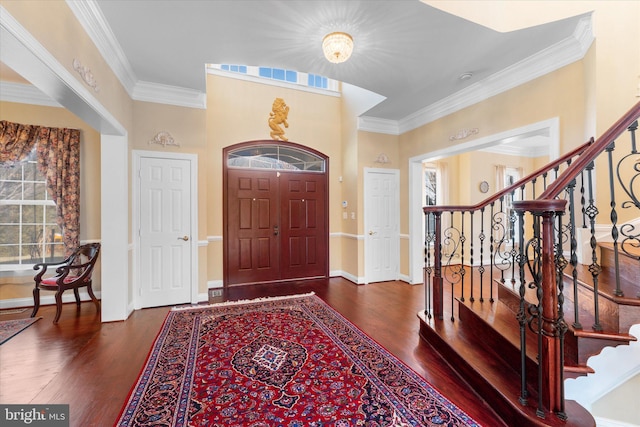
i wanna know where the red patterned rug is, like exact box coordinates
[0,317,41,345]
[116,293,480,426]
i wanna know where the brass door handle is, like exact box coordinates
[274,225,279,236]
[178,235,189,241]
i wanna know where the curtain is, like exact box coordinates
[0,120,40,164]
[0,120,81,256]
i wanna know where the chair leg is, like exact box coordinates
[31,287,40,318]
[53,290,64,324]
[86,283,100,313]
[73,288,81,308]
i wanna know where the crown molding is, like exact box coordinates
[132,80,207,109]
[360,14,594,136]
[0,81,61,107]
[66,0,137,95]
[357,116,400,135]
[68,0,205,109]
[1,5,125,135]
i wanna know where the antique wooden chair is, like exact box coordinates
[31,243,101,324]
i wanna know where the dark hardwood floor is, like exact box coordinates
[0,278,506,426]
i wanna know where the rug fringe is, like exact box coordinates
[171,292,316,311]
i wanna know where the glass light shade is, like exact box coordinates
[322,32,354,64]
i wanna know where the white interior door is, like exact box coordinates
[139,156,192,307]
[364,168,400,284]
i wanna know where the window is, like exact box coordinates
[227,144,325,172]
[0,147,63,269]
[209,64,337,91]
[501,166,522,243]
[423,163,438,236]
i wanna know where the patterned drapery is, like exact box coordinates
[0,120,81,256]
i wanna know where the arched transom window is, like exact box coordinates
[227,144,325,173]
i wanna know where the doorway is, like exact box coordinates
[364,168,400,283]
[133,150,198,308]
[224,141,329,286]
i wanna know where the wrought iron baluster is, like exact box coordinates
[490,201,496,303]
[424,212,433,319]
[566,178,582,329]
[460,211,466,303]
[580,171,587,228]
[555,211,568,421]
[470,211,475,303]
[606,141,624,297]
[585,161,603,331]
[516,209,528,407]
[479,207,486,302]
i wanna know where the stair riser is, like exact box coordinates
[458,301,539,387]
[600,244,640,285]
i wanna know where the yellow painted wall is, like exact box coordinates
[205,73,343,281]
[1,0,638,305]
[130,101,209,293]
[1,0,133,132]
[0,101,102,299]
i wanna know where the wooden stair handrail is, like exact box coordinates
[528,101,640,206]
[423,139,593,214]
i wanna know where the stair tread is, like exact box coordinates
[419,312,594,426]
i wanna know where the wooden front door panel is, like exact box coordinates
[227,170,280,285]
[280,172,327,279]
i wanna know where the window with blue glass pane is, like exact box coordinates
[321,77,327,89]
[286,70,297,83]
[259,67,272,78]
[273,68,285,81]
[222,64,230,71]
[230,65,239,72]
[239,65,247,73]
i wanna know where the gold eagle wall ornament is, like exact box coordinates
[268,98,289,141]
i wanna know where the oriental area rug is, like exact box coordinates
[116,293,480,426]
[0,317,41,345]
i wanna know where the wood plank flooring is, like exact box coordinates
[0,277,506,426]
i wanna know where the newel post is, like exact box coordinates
[514,199,567,416]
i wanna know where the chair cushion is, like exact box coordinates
[41,276,81,285]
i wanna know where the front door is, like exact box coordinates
[224,141,328,286]
[280,171,327,279]
[138,156,193,307]
[226,169,281,285]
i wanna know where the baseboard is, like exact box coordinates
[0,290,103,310]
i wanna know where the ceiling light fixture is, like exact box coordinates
[322,32,354,64]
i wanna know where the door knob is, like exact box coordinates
[274,225,279,236]
[368,231,376,235]
[178,235,189,241]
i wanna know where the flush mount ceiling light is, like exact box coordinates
[322,32,354,64]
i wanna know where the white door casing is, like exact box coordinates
[134,151,198,308]
[364,168,400,284]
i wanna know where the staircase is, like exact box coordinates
[419,102,640,427]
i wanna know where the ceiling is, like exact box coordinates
[92,1,589,122]
[2,1,591,129]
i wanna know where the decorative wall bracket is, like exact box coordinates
[449,128,479,141]
[149,131,180,148]
[72,59,100,93]
[374,153,390,164]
